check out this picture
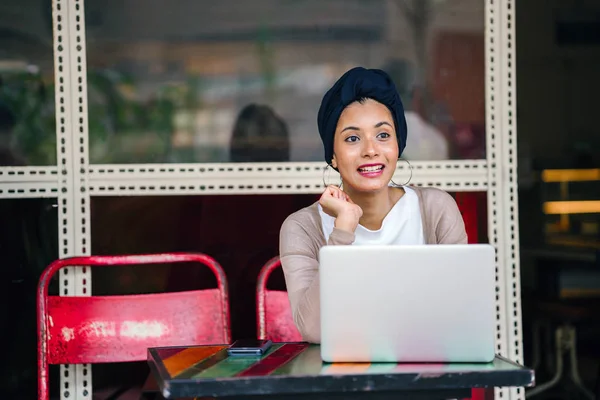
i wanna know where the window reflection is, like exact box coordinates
[230,104,290,162]
[0,1,56,166]
[85,0,485,163]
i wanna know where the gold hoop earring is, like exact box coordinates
[390,158,413,187]
[322,164,342,188]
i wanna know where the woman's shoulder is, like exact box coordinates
[280,202,326,255]
[411,186,457,208]
[411,186,467,244]
[281,201,322,235]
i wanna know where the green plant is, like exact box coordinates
[87,69,203,163]
[0,71,56,165]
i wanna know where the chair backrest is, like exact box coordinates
[37,253,231,400]
[256,256,303,342]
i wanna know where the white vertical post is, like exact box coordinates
[500,1,523,399]
[485,0,514,399]
[54,0,92,398]
[68,0,92,397]
[52,0,78,397]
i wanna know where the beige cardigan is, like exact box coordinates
[279,186,468,343]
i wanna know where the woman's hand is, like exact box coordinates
[319,185,363,233]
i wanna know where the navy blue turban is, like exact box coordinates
[317,67,408,164]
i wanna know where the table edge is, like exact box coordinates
[160,369,535,398]
[147,348,172,398]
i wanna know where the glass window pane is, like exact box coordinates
[0,2,56,165]
[85,0,485,164]
[0,199,58,398]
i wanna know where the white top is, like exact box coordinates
[318,186,425,246]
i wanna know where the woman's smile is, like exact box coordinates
[357,163,385,178]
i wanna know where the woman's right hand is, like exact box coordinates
[319,185,363,233]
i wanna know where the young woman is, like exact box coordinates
[279,67,467,343]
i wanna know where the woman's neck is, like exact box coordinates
[344,185,404,230]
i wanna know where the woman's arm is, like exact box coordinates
[435,191,468,244]
[279,216,354,343]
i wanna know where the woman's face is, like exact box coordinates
[331,98,398,193]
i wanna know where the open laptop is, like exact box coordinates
[319,244,496,363]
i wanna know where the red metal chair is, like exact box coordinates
[37,253,231,400]
[256,256,303,342]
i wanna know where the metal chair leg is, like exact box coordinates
[565,326,594,400]
[527,326,564,397]
[531,319,542,371]
[527,325,595,399]
[594,362,600,400]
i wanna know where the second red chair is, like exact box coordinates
[256,256,302,342]
[37,252,231,400]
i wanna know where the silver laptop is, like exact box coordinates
[319,244,496,363]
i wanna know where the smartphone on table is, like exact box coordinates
[227,339,273,356]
